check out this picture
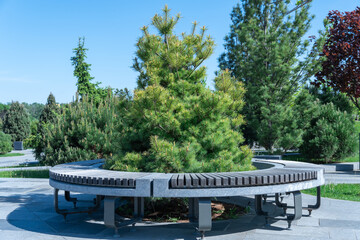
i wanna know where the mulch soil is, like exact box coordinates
[115,198,246,222]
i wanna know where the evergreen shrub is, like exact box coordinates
[296,90,357,162]
[0,131,12,154]
[37,96,118,166]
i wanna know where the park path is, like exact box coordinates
[0,149,38,167]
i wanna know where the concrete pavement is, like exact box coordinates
[0,178,360,240]
[0,149,38,168]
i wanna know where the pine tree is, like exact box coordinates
[2,102,30,141]
[218,0,325,152]
[71,37,107,104]
[37,96,119,166]
[106,6,253,173]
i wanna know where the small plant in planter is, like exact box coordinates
[106,5,253,174]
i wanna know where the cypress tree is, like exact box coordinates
[219,0,325,152]
[2,102,30,141]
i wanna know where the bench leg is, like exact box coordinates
[188,198,198,223]
[54,189,102,220]
[255,195,267,216]
[287,191,302,228]
[306,186,321,216]
[197,198,212,239]
[104,196,118,229]
[65,191,78,208]
[134,197,144,218]
[275,193,288,216]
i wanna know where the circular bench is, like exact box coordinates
[49,158,324,238]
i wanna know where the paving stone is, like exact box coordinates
[320,219,360,229]
[328,228,356,240]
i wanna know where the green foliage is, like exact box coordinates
[71,37,108,104]
[2,102,30,141]
[106,6,253,173]
[0,103,9,112]
[21,102,44,121]
[307,85,354,114]
[219,0,325,153]
[132,5,214,90]
[297,94,357,162]
[0,103,9,130]
[33,93,60,154]
[0,131,12,154]
[39,93,59,123]
[37,96,118,166]
[23,120,38,149]
[0,169,49,178]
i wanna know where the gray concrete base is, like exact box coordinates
[1,178,360,239]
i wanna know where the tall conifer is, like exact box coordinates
[71,38,107,104]
[219,0,324,152]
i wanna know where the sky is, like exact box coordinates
[0,0,359,104]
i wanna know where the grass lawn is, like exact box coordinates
[0,169,49,178]
[0,153,25,157]
[303,184,360,202]
[0,163,43,169]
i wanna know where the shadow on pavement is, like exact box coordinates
[5,192,292,239]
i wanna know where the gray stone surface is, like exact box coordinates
[0,149,38,167]
[50,159,325,198]
[1,177,360,239]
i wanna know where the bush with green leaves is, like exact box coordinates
[2,102,30,141]
[105,6,253,173]
[37,95,118,166]
[0,131,12,154]
[295,89,357,162]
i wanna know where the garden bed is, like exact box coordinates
[116,198,247,222]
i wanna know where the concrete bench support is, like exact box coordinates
[104,196,145,235]
[189,197,212,239]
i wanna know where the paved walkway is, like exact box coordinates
[0,149,38,168]
[0,178,359,240]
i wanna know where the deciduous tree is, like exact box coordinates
[2,102,30,141]
[314,7,360,110]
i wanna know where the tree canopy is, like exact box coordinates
[71,37,108,104]
[219,0,324,152]
[2,102,30,141]
[314,7,360,110]
[106,5,253,173]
